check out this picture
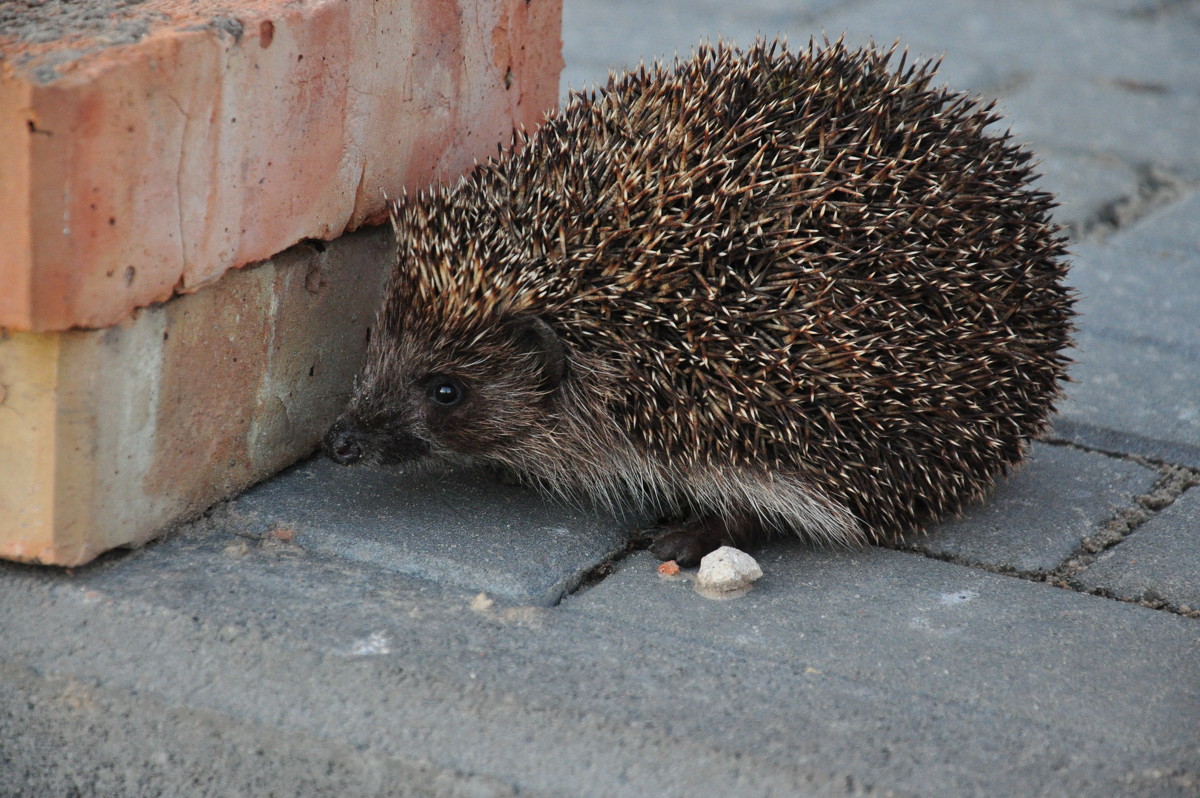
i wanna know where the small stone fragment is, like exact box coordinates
[222,540,251,558]
[657,560,681,576]
[270,526,295,542]
[696,546,763,592]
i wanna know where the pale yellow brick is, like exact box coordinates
[0,230,391,565]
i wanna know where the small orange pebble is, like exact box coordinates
[657,560,680,576]
[270,527,296,542]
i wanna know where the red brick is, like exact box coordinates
[0,0,563,332]
[0,0,563,564]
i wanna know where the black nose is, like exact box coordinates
[323,418,364,465]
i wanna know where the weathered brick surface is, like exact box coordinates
[0,0,563,332]
[0,0,563,563]
[0,229,391,565]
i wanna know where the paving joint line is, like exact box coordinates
[1124,0,1200,20]
[887,442,1199,618]
[1040,435,1163,462]
[32,443,1198,617]
[1039,433,1190,475]
[973,69,1033,100]
[1072,161,1194,241]
[566,526,659,600]
[1068,463,1198,558]
[1046,465,1199,617]
[889,536,1200,619]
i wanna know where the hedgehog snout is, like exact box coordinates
[323,417,365,465]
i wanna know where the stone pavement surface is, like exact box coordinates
[3,0,1199,795]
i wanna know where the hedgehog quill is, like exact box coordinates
[324,40,1074,566]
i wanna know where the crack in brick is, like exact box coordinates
[164,91,192,277]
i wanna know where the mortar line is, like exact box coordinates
[562,529,657,602]
[888,463,1199,618]
[1043,431,1200,472]
[1071,162,1194,242]
[1125,0,1200,19]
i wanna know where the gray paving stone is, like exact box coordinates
[2,525,1198,797]
[1033,147,1141,236]
[574,547,1200,739]
[1052,0,1177,13]
[1002,75,1200,180]
[560,0,843,95]
[1055,334,1200,468]
[818,0,1200,92]
[817,0,1200,177]
[1075,487,1200,609]
[572,548,1200,792]
[912,443,1158,573]
[228,457,629,606]
[1053,194,1200,465]
[1105,189,1200,256]
[1070,238,1200,350]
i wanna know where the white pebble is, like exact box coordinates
[696,546,763,592]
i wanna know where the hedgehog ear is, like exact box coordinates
[503,314,568,391]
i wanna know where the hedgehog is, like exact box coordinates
[323,39,1073,566]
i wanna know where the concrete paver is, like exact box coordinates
[574,548,1200,779]
[3,520,1198,797]
[912,442,1159,574]
[1056,191,1200,466]
[822,0,1200,89]
[1108,190,1200,256]
[1032,148,1143,237]
[1076,487,1200,610]
[816,0,1200,199]
[1055,332,1200,469]
[1003,77,1200,181]
[1071,234,1200,352]
[229,458,629,606]
[559,0,840,96]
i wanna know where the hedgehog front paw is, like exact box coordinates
[648,522,732,568]
[647,512,766,567]
[652,516,744,566]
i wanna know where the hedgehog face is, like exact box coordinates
[324,313,568,468]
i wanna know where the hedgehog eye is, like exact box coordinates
[427,377,465,407]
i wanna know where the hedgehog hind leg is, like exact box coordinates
[647,512,764,567]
